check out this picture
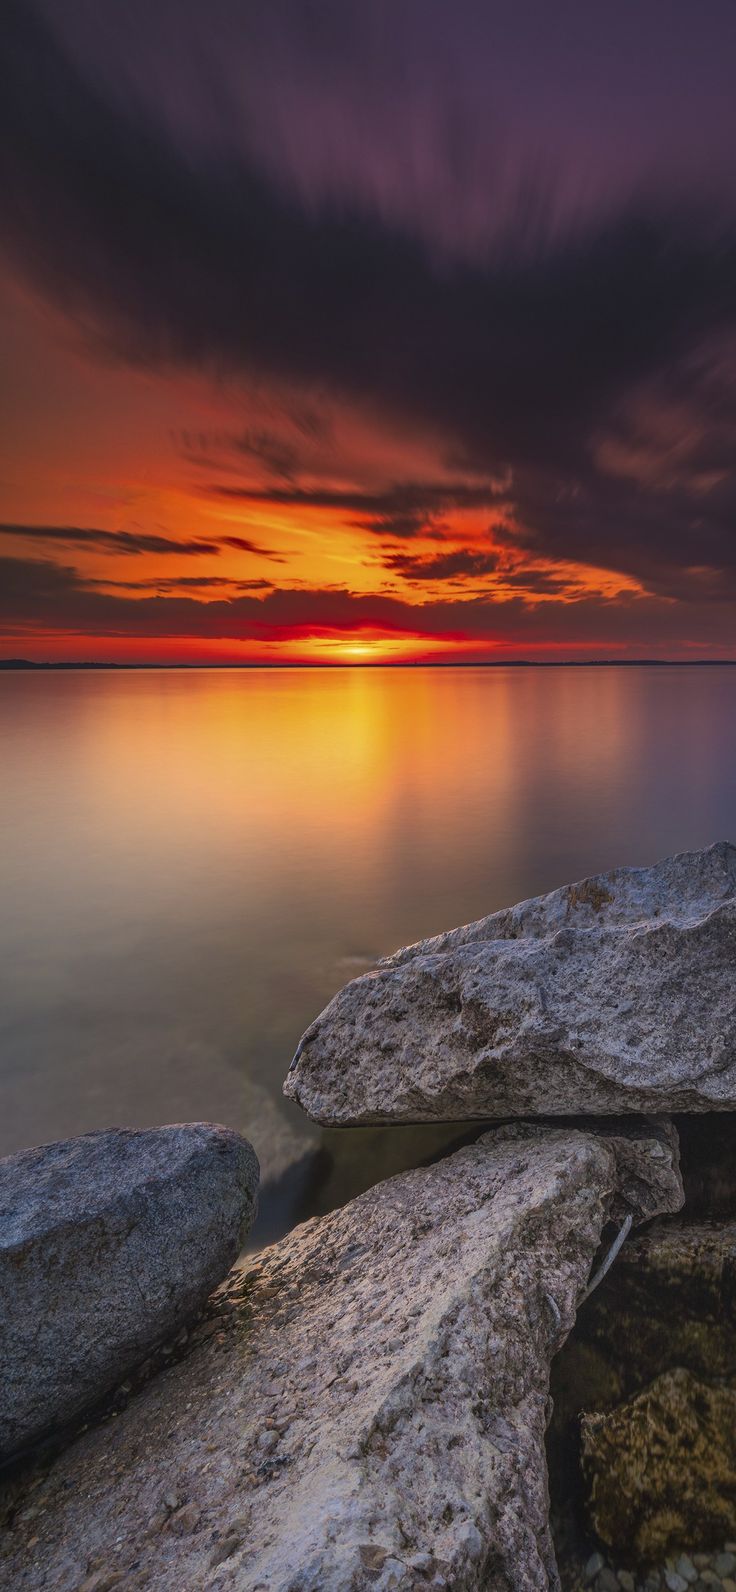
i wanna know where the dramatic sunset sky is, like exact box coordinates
[2,0,736,663]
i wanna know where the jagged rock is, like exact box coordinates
[0,1122,681,1592]
[285,842,736,1125]
[0,1123,259,1461]
[581,1368,736,1560]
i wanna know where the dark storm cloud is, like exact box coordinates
[367,513,446,542]
[227,431,301,481]
[0,522,284,562]
[211,482,506,528]
[380,547,615,595]
[382,549,502,582]
[103,574,273,592]
[509,457,736,599]
[0,523,217,556]
[3,1,736,604]
[178,428,303,481]
[216,536,286,561]
[4,553,736,654]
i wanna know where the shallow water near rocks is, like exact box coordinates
[1,663,735,1242]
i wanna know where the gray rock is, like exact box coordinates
[285,842,736,1124]
[0,1123,259,1461]
[0,1121,681,1592]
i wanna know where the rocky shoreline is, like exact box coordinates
[1,842,734,1589]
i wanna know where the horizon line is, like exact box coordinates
[2,657,736,671]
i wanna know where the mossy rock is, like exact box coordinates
[581,1367,736,1561]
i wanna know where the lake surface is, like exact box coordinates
[1,665,735,1241]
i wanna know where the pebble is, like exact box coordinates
[572,1546,736,1592]
[208,1532,242,1569]
[457,1522,483,1560]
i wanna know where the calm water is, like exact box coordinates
[1,665,735,1241]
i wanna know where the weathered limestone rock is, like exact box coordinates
[0,1121,681,1592]
[285,842,736,1124]
[0,1123,259,1461]
[581,1368,736,1560]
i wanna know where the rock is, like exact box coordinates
[0,1121,681,1592]
[585,1552,606,1581]
[581,1368,736,1561]
[284,842,736,1124]
[716,1558,736,1579]
[550,1219,736,1435]
[0,1123,259,1461]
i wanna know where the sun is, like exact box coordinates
[340,641,376,659]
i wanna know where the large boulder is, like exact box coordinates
[285,842,736,1124]
[581,1368,736,1560]
[0,1121,681,1592]
[0,1123,259,1461]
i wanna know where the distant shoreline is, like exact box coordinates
[1,658,736,672]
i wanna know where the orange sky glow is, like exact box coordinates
[0,277,732,665]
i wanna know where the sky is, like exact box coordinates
[2,0,736,663]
